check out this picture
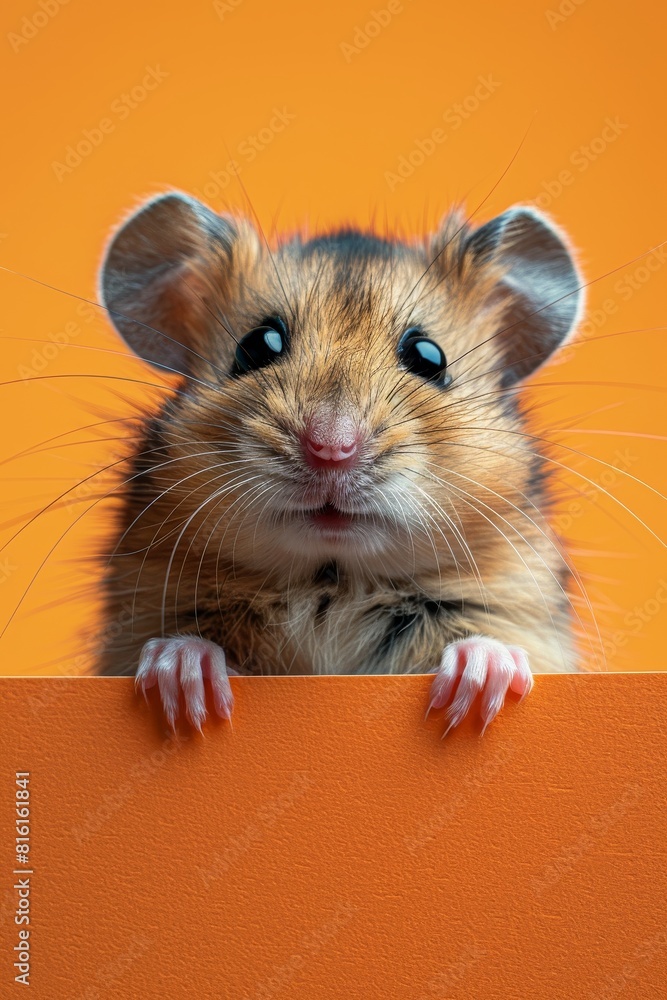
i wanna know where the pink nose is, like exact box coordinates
[302,412,360,469]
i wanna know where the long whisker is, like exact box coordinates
[441,327,667,400]
[113,462,267,633]
[223,156,298,331]
[397,118,536,313]
[159,469,270,635]
[446,240,667,373]
[0,417,142,470]
[107,451,260,558]
[456,423,667,531]
[413,467,597,669]
[403,479,491,615]
[175,477,273,637]
[399,437,648,549]
[387,376,667,439]
[419,460,603,663]
[0,434,265,636]
[0,264,231,382]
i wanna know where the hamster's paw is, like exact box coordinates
[135,636,235,731]
[427,634,533,736]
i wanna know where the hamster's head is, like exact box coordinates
[100,193,583,580]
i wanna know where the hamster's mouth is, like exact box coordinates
[278,499,393,552]
[309,503,356,531]
[282,500,387,538]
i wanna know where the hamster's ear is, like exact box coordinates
[99,193,249,372]
[450,206,583,385]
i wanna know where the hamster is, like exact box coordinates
[96,192,584,734]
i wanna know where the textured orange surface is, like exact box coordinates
[0,0,666,676]
[1,674,666,998]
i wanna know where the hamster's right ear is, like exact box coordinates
[99,193,253,372]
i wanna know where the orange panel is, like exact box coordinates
[0,674,666,998]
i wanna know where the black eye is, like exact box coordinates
[231,316,288,377]
[397,327,450,387]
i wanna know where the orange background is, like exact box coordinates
[1,0,666,675]
[1,674,666,997]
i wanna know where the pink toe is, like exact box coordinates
[480,667,512,731]
[509,649,533,699]
[427,644,464,712]
[200,649,234,719]
[432,636,532,737]
[179,651,208,730]
[135,637,235,729]
[444,673,484,730]
[156,671,180,728]
[427,673,456,713]
[210,678,234,720]
[136,672,157,692]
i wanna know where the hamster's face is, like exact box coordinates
[101,194,582,580]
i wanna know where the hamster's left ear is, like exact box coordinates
[98,192,260,374]
[439,206,583,385]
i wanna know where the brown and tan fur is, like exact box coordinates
[97,195,579,678]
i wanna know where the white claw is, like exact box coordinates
[135,637,234,730]
[427,635,532,736]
